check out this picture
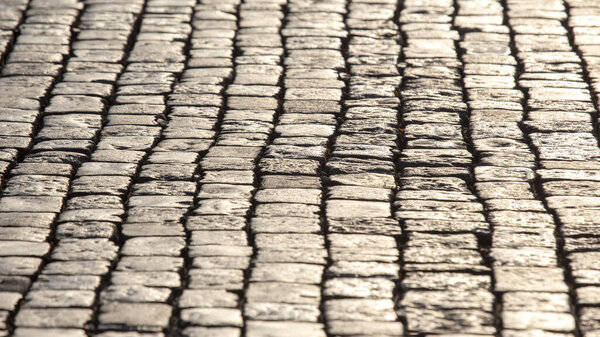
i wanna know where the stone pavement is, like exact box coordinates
[0,0,599,335]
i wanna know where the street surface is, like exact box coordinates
[0,0,599,336]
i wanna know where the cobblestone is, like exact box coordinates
[0,0,598,335]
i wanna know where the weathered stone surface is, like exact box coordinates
[15,308,93,328]
[98,303,172,331]
[2,0,598,335]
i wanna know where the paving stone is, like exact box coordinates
[250,217,320,233]
[77,162,137,176]
[98,303,172,331]
[254,188,321,204]
[0,227,48,242]
[255,248,327,265]
[181,308,243,327]
[490,248,557,267]
[245,321,326,337]
[328,261,398,279]
[403,272,490,291]
[116,256,183,272]
[326,321,404,336]
[179,289,238,308]
[42,261,111,276]
[324,298,396,321]
[121,237,185,256]
[0,196,64,213]
[494,267,568,292]
[326,200,391,218]
[65,195,123,210]
[24,290,96,308]
[0,241,49,257]
[244,302,319,322]
[71,176,131,196]
[52,239,117,261]
[580,307,600,331]
[191,231,247,246]
[110,271,180,288]
[181,327,240,337]
[12,328,87,337]
[0,276,31,293]
[202,170,254,185]
[189,269,244,290]
[254,234,323,248]
[260,175,321,189]
[15,308,93,328]
[404,307,495,334]
[503,292,570,312]
[30,275,101,291]
[101,285,171,303]
[401,289,493,311]
[254,203,320,218]
[327,186,392,201]
[0,292,22,311]
[250,263,323,284]
[134,181,197,196]
[328,217,402,235]
[576,287,600,306]
[502,311,576,331]
[3,175,70,196]
[55,222,117,239]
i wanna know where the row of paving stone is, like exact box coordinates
[321,0,403,334]
[464,0,577,333]
[2,0,600,336]
[0,0,195,334]
[567,0,600,330]
[0,0,145,336]
[0,0,28,70]
[0,0,81,186]
[396,0,496,334]
[520,0,600,333]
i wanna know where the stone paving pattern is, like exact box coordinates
[0,0,599,336]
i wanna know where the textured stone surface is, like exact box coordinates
[0,0,598,335]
